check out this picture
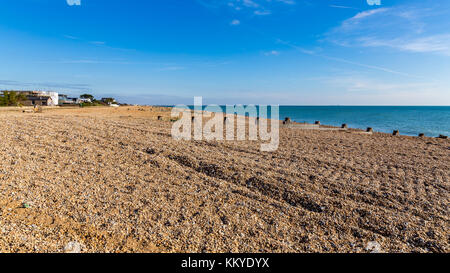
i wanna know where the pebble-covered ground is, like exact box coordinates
[0,106,448,253]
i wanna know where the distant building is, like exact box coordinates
[58,94,72,104]
[22,95,52,106]
[59,94,83,105]
[40,91,59,106]
[59,94,93,105]
[20,91,58,106]
[77,98,92,103]
[4,91,96,106]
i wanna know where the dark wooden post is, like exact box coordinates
[283,117,291,125]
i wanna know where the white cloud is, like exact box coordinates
[90,41,106,45]
[278,39,416,77]
[0,79,90,91]
[230,19,241,26]
[197,0,294,14]
[322,75,450,105]
[264,50,280,56]
[254,10,271,16]
[242,0,259,8]
[357,34,450,56]
[327,5,450,56]
[329,5,358,10]
[54,59,133,65]
[276,0,295,4]
[328,76,432,93]
[197,0,295,26]
[351,8,388,20]
[63,35,79,40]
[157,66,185,71]
[66,0,81,6]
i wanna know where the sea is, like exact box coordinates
[181,106,450,137]
[276,106,450,137]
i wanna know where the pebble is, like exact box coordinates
[365,241,382,253]
[64,241,82,253]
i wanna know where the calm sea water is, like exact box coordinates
[183,106,450,137]
[276,106,450,137]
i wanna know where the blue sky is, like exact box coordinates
[0,0,449,105]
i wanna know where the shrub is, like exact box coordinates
[80,94,94,101]
[0,91,27,106]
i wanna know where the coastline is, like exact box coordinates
[179,105,450,138]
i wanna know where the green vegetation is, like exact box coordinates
[79,101,105,107]
[0,91,27,106]
[92,99,106,105]
[102,98,116,104]
[79,94,118,107]
[0,91,120,107]
[80,93,94,101]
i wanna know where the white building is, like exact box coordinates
[39,91,59,106]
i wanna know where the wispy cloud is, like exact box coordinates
[263,50,280,56]
[329,5,358,10]
[230,19,241,26]
[357,34,450,55]
[327,4,450,56]
[277,39,419,78]
[0,79,90,91]
[242,0,259,8]
[254,10,271,16]
[63,35,79,40]
[90,41,106,45]
[55,59,133,64]
[321,55,417,78]
[327,76,433,93]
[66,0,81,6]
[351,8,388,19]
[157,66,185,71]
[322,75,448,105]
[276,0,295,4]
[277,39,423,79]
[62,35,136,52]
[196,0,295,21]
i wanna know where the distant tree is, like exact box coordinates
[0,91,27,106]
[80,94,94,101]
